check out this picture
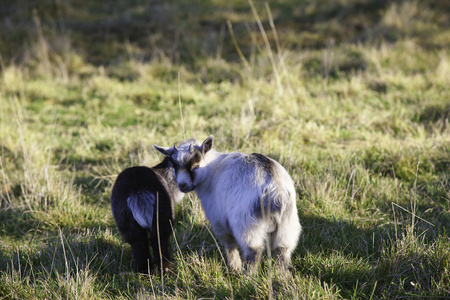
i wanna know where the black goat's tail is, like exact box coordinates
[126,190,156,230]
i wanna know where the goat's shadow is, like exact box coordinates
[0,225,137,288]
[292,209,445,298]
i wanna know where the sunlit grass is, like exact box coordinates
[1,0,449,299]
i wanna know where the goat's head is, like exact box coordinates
[154,135,214,193]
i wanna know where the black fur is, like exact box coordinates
[248,153,275,175]
[111,157,181,273]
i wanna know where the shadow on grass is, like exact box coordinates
[294,211,450,298]
[0,207,41,241]
[0,226,134,296]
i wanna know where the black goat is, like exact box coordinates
[111,157,184,273]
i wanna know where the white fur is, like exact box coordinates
[127,190,155,229]
[155,136,302,273]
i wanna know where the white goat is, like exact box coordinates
[155,135,301,273]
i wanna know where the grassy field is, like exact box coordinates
[0,0,449,299]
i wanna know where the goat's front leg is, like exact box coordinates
[225,241,242,273]
[214,223,243,273]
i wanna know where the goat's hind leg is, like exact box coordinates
[127,226,152,274]
[150,231,173,272]
[236,221,265,274]
[243,247,264,275]
[273,246,294,273]
[272,226,298,275]
[272,210,301,275]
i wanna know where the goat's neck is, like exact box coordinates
[195,150,227,196]
[153,159,185,204]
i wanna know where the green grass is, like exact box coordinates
[1,0,449,299]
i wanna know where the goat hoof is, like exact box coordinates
[156,261,175,275]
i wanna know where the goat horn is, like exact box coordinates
[189,144,194,153]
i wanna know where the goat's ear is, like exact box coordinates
[154,145,174,157]
[201,135,214,155]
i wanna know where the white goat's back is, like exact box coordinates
[195,152,301,252]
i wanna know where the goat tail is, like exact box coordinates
[127,190,156,230]
[256,179,295,223]
[268,180,302,251]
